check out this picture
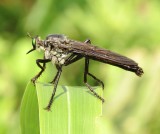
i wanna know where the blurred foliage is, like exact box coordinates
[0,0,160,134]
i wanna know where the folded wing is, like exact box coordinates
[69,41,143,76]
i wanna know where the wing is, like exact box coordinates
[69,41,137,65]
[68,41,143,76]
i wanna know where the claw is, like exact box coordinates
[31,77,37,85]
[44,106,51,111]
[49,80,55,84]
[102,98,105,103]
[101,83,104,90]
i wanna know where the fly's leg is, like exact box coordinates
[87,73,104,89]
[64,54,83,66]
[84,39,91,44]
[49,71,59,84]
[49,54,83,84]
[63,39,91,67]
[44,65,62,111]
[84,58,105,103]
[31,59,51,84]
[84,39,104,89]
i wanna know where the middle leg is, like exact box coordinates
[44,65,62,111]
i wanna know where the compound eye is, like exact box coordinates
[32,38,36,47]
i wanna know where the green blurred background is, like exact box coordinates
[0,0,160,134]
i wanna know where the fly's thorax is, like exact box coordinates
[51,51,71,65]
[45,35,70,50]
[51,53,69,65]
[44,48,71,65]
[43,35,71,65]
[46,34,68,43]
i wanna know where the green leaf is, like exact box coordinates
[20,82,103,134]
[20,82,40,134]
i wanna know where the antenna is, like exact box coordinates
[27,32,33,39]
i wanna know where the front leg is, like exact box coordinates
[31,58,51,84]
[44,65,62,111]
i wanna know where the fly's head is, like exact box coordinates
[27,33,45,54]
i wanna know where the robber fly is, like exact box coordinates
[27,33,143,111]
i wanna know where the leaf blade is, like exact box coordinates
[36,83,102,134]
[20,82,40,134]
